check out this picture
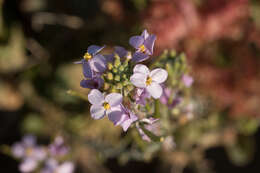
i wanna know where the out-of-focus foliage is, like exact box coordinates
[1,0,260,173]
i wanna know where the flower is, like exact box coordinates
[160,87,182,108]
[182,74,193,87]
[130,64,168,99]
[108,104,138,131]
[80,76,104,89]
[134,88,151,106]
[41,158,74,173]
[104,46,131,62]
[12,135,47,173]
[88,89,123,119]
[136,118,160,142]
[129,29,156,62]
[75,45,107,78]
[49,136,69,157]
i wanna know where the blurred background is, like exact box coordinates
[1,0,260,172]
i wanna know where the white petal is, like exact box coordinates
[130,73,147,88]
[146,82,163,99]
[19,158,38,173]
[88,89,104,105]
[105,93,123,107]
[56,162,74,173]
[150,68,168,84]
[133,64,150,75]
[90,105,106,119]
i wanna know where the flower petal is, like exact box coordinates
[87,45,105,55]
[88,89,104,105]
[90,54,107,73]
[150,68,168,84]
[105,93,123,107]
[146,82,163,99]
[19,158,38,173]
[129,36,144,49]
[90,105,106,119]
[133,64,150,75]
[141,29,149,39]
[132,52,149,63]
[130,73,147,88]
[108,109,124,126]
[56,162,74,173]
[82,60,93,78]
[115,46,127,58]
[80,77,103,89]
[144,34,156,55]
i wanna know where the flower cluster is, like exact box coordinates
[76,30,193,141]
[11,135,74,173]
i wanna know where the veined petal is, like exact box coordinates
[88,89,104,105]
[146,82,163,99]
[91,54,107,73]
[108,109,124,126]
[82,60,93,78]
[132,52,149,63]
[87,45,105,55]
[141,29,149,39]
[133,64,150,75]
[90,105,106,119]
[129,36,144,49]
[115,46,127,58]
[105,93,123,107]
[130,73,147,88]
[150,68,168,84]
[144,34,156,55]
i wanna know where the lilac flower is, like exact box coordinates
[104,46,131,62]
[160,87,182,108]
[88,89,123,120]
[41,158,74,173]
[75,45,106,78]
[136,118,160,142]
[129,29,156,62]
[12,135,47,173]
[130,64,168,99]
[108,105,138,131]
[49,136,69,157]
[80,76,104,89]
[134,88,151,106]
[182,74,193,87]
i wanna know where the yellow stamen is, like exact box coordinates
[84,52,92,60]
[26,148,33,156]
[139,44,146,53]
[146,76,152,86]
[103,102,110,110]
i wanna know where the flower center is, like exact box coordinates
[146,76,152,86]
[139,44,146,53]
[26,147,33,156]
[84,52,92,60]
[103,102,110,110]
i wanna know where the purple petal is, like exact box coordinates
[129,36,144,49]
[105,93,123,107]
[90,105,106,119]
[80,77,104,89]
[12,143,25,158]
[182,74,194,87]
[133,64,150,76]
[108,109,124,126]
[82,60,93,78]
[104,54,114,63]
[115,46,128,58]
[88,89,104,105]
[144,34,156,55]
[135,88,150,106]
[132,52,149,63]
[90,54,107,73]
[146,82,163,99]
[23,135,36,147]
[141,29,149,39]
[19,158,38,173]
[87,45,105,55]
[150,68,168,84]
[130,73,147,88]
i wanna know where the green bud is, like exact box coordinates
[107,63,113,70]
[122,74,127,79]
[119,65,124,72]
[170,50,177,58]
[123,80,129,86]
[116,83,123,89]
[114,54,121,68]
[126,85,134,92]
[114,75,120,81]
[112,68,118,73]
[107,72,113,80]
[103,82,110,90]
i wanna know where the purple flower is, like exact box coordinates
[136,118,160,142]
[108,105,138,131]
[130,64,168,99]
[104,46,131,62]
[160,87,182,108]
[12,135,47,173]
[88,89,123,119]
[80,76,104,89]
[134,88,151,106]
[41,158,74,173]
[75,45,106,78]
[182,74,193,87]
[49,136,69,157]
[129,30,156,62]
